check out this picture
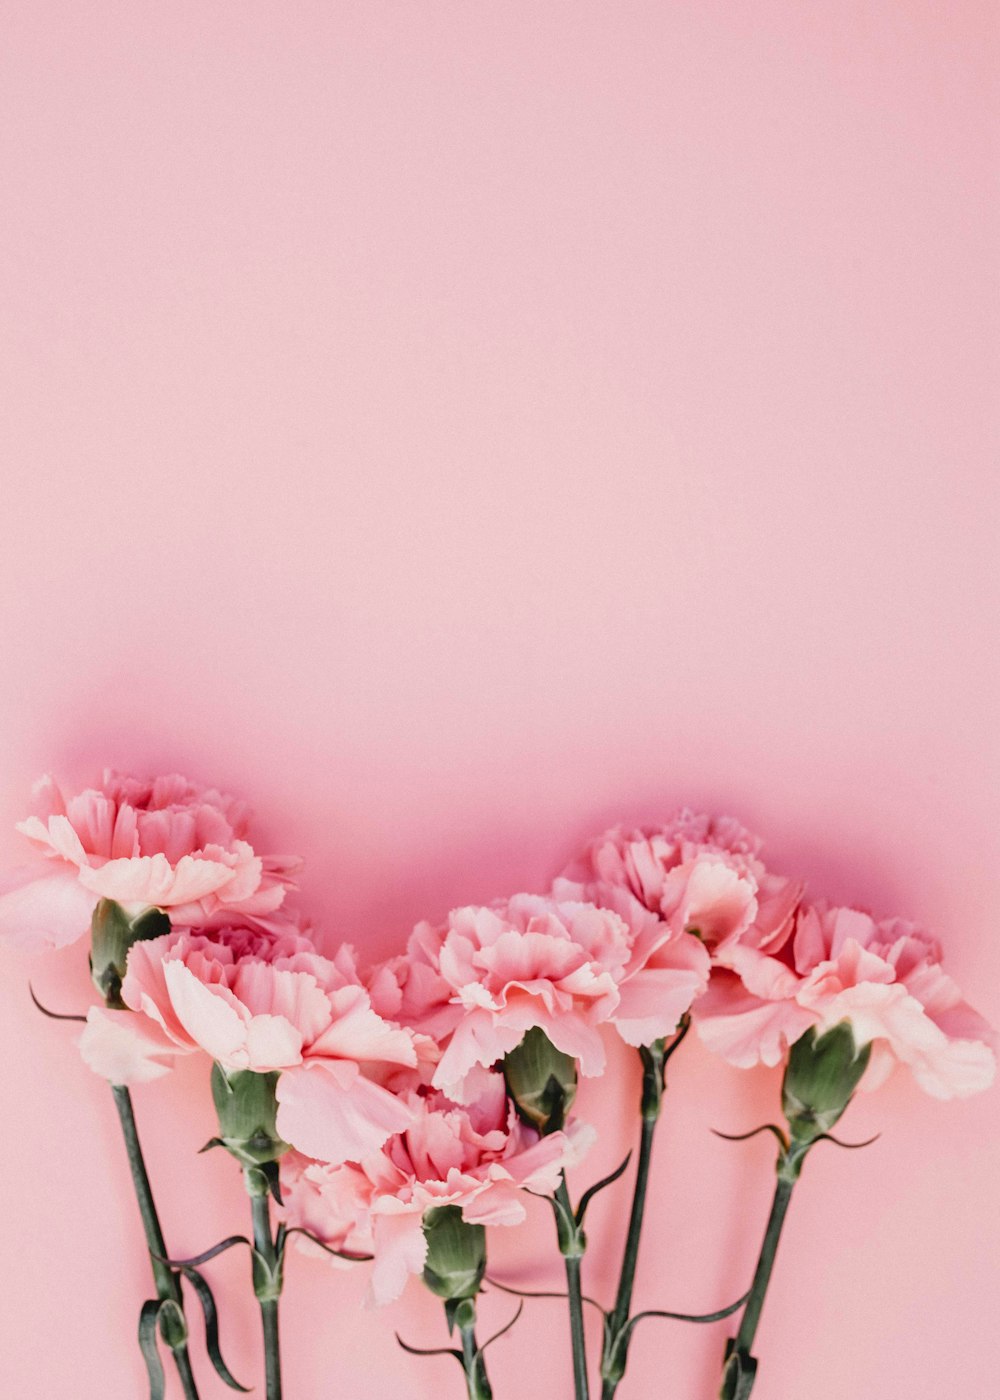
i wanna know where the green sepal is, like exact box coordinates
[137,1299,166,1400]
[211,1063,289,1167]
[502,1027,577,1135]
[782,1022,871,1144]
[422,1205,486,1301]
[90,900,170,1007]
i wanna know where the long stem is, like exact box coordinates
[732,1176,795,1356]
[111,1085,200,1400]
[250,1191,283,1400]
[719,1152,801,1400]
[601,1023,688,1400]
[554,1175,590,1400]
[600,1114,656,1399]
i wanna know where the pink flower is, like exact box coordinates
[0,772,299,951]
[695,901,997,1099]
[82,922,420,1160]
[397,894,636,1100]
[280,1071,594,1303]
[560,812,801,965]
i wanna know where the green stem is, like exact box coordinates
[732,1176,795,1356]
[111,1085,200,1400]
[457,1314,493,1400]
[601,1023,688,1399]
[554,1175,590,1400]
[600,1114,656,1399]
[250,1191,283,1400]
[720,1146,804,1400]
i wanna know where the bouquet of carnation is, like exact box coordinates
[1,772,993,1399]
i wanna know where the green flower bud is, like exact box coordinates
[422,1205,486,1302]
[210,1063,288,1167]
[502,1027,577,1135]
[782,1022,871,1143]
[90,899,170,1007]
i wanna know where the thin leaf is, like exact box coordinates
[28,983,88,1022]
[811,1130,881,1151]
[712,1123,789,1151]
[395,1333,463,1361]
[198,1137,225,1154]
[283,1227,374,1262]
[622,1287,752,1342]
[480,1301,524,1353]
[138,1299,165,1400]
[484,1275,605,1315]
[660,1016,691,1068]
[575,1152,632,1225]
[153,1236,252,1269]
[178,1266,250,1392]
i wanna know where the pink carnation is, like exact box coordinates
[695,901,997,1099]
[0,772,299,951]
[560,812,801,965]
[280,1071,594,1303]
[81,922,420,1162]
[397,894,639,1101]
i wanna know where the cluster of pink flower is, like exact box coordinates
[1,772,994,1400]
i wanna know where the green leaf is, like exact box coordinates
[179,1265,250,1392]
[138,1299,166,1400]
[575,1152,632,1226]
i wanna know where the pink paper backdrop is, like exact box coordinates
[1,3,997,1397]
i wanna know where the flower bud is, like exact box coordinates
[421,1205,486,1302]
[502,1027,577,1135]
[782,1021,871,1143]
[90,899,170,1007]
[210,1063,288,1167]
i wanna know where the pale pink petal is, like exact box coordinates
[695,979,815,1068]
[276,1060,415,1165]
[0,865,96,951]
[368,1205,428,1304]
[162,960,251,1065]
[78,1006,183,1085]
[432,1010,524,1100]
[243,1015,305,1072]
[309,984,417,1067]
[78,852,237,907]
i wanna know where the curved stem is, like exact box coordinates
[554,1175,590,1400]
[111,1085,200,1400]
[250,1192,283,1400]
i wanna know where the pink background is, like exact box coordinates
[1,3,997,1397]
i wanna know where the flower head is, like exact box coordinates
[695,900,997,1099]
[559,811,801,964]
[81,920,421,1162]
[280,1071,593,1303]
[0,771,299,951]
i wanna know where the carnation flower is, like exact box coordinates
[280,1071,594,1304]
[396,894,639,1101]
[0,772,299,951]
[695,901,997,1099]
[558,811,801,965]
[81,922,420,1161]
